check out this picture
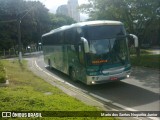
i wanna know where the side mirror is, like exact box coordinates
[129,34,138,47]
[80,37,89,53]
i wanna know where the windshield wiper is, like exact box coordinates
[111,37,126,65]
[116,35,127,39]
[115,53,125,65]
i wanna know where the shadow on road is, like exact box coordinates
[131,67,160,89]
[88,82,159,108]
[45,66,159,109]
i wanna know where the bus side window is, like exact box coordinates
[64,30,70,44]
[59,32,64,44]
[79,45,82,52]
[76,27,85,65]
[78,44,85,65]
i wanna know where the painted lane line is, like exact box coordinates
[34,60,88,92]
[34,59,159,120]
[34,60,104,107]
[34,60,64,82]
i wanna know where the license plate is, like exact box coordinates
[110,77,118,80]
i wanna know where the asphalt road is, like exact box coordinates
[27,53,160,117]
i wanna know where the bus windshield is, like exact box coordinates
[85,25,129,65]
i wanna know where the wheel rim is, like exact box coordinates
[71,69,76,81]
[48,59,51,68]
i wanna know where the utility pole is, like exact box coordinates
[18,19,22,63]
[16,2,38,63]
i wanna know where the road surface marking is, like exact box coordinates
[34,59,159,120]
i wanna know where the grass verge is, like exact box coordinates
[0,61,6,83]
[0,60,116,120]
[130,54,160,69]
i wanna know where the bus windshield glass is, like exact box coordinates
[85,25,129,65]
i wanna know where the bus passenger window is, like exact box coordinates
[78,45,85,65]
[79,46,82,52]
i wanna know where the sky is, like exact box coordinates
[38,0,89,21]
[40,0,88,13]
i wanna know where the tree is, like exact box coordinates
[79,0,160,57]
[50,14,76,29]
[0,0,51,51]
[0,0,76,53]
[0,0,22,51]
[79,0,160,43]
[21,1,51,48]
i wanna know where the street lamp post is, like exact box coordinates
[17,3,38,62]
[18,19,22,62]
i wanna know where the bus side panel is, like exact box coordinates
[62,45,69,74]
[50,45,69,74]
[51,46,62,70]
[67,45,87,82]
[43,45,54,67]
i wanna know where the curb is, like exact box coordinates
[0,80,9,87]
[132,66,160,72]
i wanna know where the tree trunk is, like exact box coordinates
[136,46,140,58]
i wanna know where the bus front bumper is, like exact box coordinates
[86,70,131,85]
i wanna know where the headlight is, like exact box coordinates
[89,72,98,76]
[127,75,130,78]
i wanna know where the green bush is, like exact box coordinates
[130,54,160,69]
[0,61,6,83]
[129,46,136,55]
[129,47,150,55]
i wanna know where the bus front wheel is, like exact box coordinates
[69,68,77,81]
[48,59,51,68]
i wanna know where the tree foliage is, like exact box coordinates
[79,0,160,46]
[50,14,76,29]
[0,0,75,51]
[0,0,50,50]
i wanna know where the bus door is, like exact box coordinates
[62,45,68,74]
[77,43,86,81]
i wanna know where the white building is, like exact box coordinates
[67,0,80,22]
[56,0,80,22]
[56,5,69,16]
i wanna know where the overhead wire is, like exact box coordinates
[0,0,47,23]
[0,19,17,23]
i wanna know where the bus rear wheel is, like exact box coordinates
[70,68,77,81]
[48,59,51,69]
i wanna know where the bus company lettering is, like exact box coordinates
[12,112,42,118]
[119,113,130,117]
[101,112,112,116]
[131,113,146,117]
[92,60,108,64]
[28,113,42,117]
[147,113,158,117]
[12,112,27,117]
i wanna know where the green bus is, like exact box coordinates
[42,20,138,85]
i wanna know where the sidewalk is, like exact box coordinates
[147,49,160,54]
[148,46,160,54]
[130,66,160,93]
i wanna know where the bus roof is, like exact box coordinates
[72,20,123,27]
[42,20,123,37]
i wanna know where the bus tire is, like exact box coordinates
[69,68,77,81]
[48,59,51,68]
